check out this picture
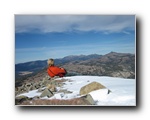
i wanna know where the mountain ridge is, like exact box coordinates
[15,52,135,82]
[15,54,102,72]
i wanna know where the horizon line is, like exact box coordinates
[15,51,135,65]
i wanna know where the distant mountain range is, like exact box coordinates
[15,52,135,81]
[62,52,135,78]
[15,54,101,73]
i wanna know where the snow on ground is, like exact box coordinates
[17,76,136,106]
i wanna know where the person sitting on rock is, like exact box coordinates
[47,58,67,78]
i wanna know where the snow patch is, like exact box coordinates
[17,76,136,106]
[89,89,109,101]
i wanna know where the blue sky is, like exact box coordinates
[15,15,135,64]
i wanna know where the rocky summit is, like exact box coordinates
[15,76,99,105]
[15,76,68,105]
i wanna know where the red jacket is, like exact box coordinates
[47,66,66,78]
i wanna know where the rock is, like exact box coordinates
[25,83,32,88]
[32,96,40,100]
[15,95,31,105]
[40,88,53,98]
[51,76,59,80]
[111,71,135,78]
[33,82,42,89]
[50,80,57,85]
[42,76,50,81]
[38,88,45,92]
[80,81,106,95]
[42,79,52,86]
[47,84,57,92]
[58,89,73,94]
[30,85,36,90]
[81,94,95,105]
[17,86,25,94]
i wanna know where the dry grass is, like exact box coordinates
[21,97,91,105]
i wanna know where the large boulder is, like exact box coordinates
[81,94,95,105]
[80,81,107,95]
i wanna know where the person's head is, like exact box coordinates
[47,59,54,66]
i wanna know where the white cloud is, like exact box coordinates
[15,15,135,33]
